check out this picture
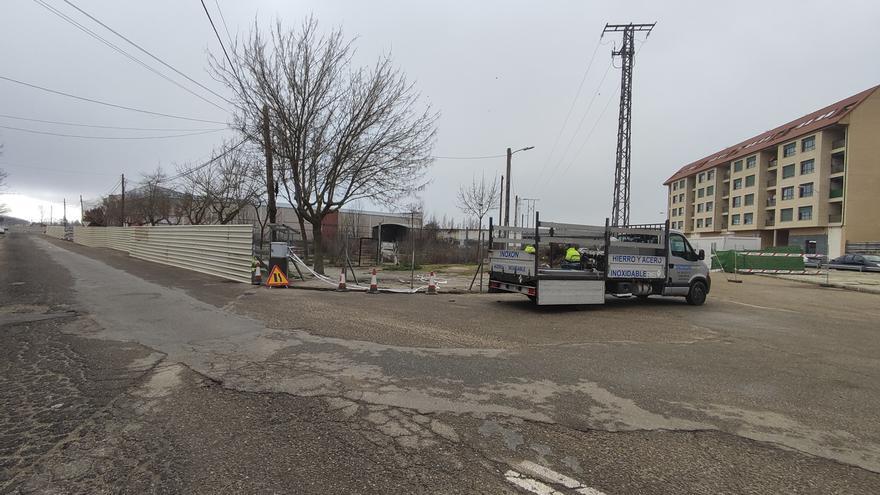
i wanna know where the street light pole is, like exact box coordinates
[504,148,512,226]
[503,146,535,226]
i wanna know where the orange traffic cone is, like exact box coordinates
[427,271,437,295]
[368,268,378,294]
[337,270,347,291]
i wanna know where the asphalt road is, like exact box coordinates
[3,232,880,494]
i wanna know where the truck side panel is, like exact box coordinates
[538,280,605,305]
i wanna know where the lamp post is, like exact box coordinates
[504,146,535,225]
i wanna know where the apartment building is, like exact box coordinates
[665,85,880,258]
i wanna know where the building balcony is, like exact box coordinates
[766,178,777,188]
[765,219,775,227]
[829,189,844,199]
[766,197,776,207]
[831,154,845,174]
[829,213,842,224]
[832,138,846,150]
[768,159,778,169]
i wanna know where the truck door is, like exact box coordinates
[667,233,697,287]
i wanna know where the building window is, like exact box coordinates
[802,135,815,152]
[672,182,678,191]
[706,217,713,227]
[781,186,794,200]
[731,214,741,225]
[783,142,796,157]
[782,164,796,178]
[733,178,743,190]
[732,196,742,207]
[697,203,704,213]
[706,201,713,212]
[679,179,685,189]
[698,172,705,183]
[745,175,755,187]
[733,160,743,172]
[707,170,715,180]
[679,193,685,202]
[697,219,704,228]
[780,208,793,222]
[798,206,813,221]
[706,185,714,196]
[799,182,813,198]
[744,193,754,206]
[679,207,684,216]
[800,159,814,175]
[744,212,754,225]
[746,156,756,169]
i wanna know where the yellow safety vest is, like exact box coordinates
[524,245,536,254]
[565,247,581,262]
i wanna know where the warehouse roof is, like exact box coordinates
[664,85,879,185]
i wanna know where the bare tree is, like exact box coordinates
[207,146,262,224]
[133,168,175,226]
[177,164,213,225]
[211,16,438,273]
[456,174,499,233]
[175,143,262,225]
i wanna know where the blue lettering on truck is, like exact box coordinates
[610,255,664,265]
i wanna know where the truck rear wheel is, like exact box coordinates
[686,281,707,306]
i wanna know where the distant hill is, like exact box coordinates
[0,215,31,226]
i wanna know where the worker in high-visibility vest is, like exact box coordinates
[564,246,581,263]
[524,245,536,254]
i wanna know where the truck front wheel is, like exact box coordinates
[686,281,707,306]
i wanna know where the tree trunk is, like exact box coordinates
[311,221,325,274]
[298,214,310,261]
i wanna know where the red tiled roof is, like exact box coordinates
[664,85,879,185]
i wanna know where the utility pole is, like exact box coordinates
[603,22,655,227]
[120,173,126,227]
[498,175,504,226]
[63,198,67,226]
[80,195,84,224]
[262,104,277,240]
[514,195,520,227]
[503,146,535,225]
[522,198,539,228]
[504,147,512,225]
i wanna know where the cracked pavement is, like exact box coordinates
[3,232,880,493]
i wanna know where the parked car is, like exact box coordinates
[803,254,827,268]
[827,254,880,272]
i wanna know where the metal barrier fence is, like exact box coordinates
[46,226,66,239]
[60,225,254,284]
[847,242,880,255]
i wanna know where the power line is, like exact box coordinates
[59,0,234,107]
[555,86,620,179]
[431,154,506,160]
[543,37,602,168]
[535,62,614,190]
[199,0,236,75]
[162,138,248,182]
[213,0,236,47]
[0,75,227,124]
[0,124,225,140]
[0,113,226,132]
[32,0,228,112]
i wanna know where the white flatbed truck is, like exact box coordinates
[488,215,711,306]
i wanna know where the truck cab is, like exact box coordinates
[488,218,710,306]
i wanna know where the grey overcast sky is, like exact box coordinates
[1,0,879,224]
